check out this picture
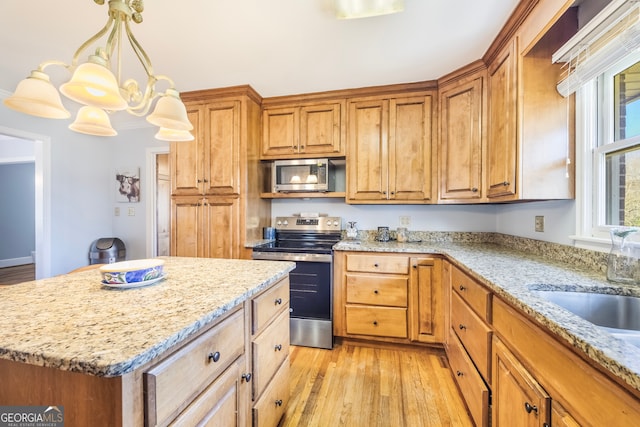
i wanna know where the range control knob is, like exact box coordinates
[276,220,282,226]
[282,220,288,226]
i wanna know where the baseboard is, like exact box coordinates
[0,256,34,268]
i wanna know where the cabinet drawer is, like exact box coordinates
[451,266,491,322]
[169,357,243,427]
[346,306,408,338]
[346,254,409,274]
[145,308,245,427]
[253,308,290,399]
[253,356,290,427]
[253,277,290,335]
[346,273,408,307]
[447,330,489,427]
[451,292,492,382]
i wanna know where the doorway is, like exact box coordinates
[145,147,170,257]
[0,127,51,279]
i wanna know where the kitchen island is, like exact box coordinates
[0,256,294,426]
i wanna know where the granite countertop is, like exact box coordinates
[0,257,295,377]
[334,239,640,394]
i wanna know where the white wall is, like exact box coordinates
[495,200,577,245]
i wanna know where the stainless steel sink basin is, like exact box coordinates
[533,290,640,347]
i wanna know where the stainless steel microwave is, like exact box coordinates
[272,159,335,192]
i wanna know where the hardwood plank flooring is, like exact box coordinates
[281,339,473,427]
[0,264,35,285]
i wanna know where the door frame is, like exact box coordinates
[145,146,170,258]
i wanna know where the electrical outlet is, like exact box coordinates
[535,216,544,232]
[128,207,136,216]
[399,216,411,226]
[114,207,120,216]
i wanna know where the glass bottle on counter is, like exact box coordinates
[607,227,640,284]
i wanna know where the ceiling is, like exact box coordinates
[0,0,521,131]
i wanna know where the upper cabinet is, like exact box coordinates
[171,100,242,197]
[438,62,487,203]
[487,38,519,200]
[483,4,578,202]
[261,100,346,159]
[346,91,436,204]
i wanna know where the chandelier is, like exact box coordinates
[3,0,194,141]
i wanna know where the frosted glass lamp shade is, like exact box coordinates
[60,62,128,111]
[335,0,404,19]
[146,89,193,131]
[3,71,70,119]
[155,127,195,142]
[69,106,117,136]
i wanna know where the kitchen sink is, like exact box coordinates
[533,290,640,347]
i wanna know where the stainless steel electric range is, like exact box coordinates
[252,215,342,349]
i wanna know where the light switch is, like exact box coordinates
[128,207,135,216]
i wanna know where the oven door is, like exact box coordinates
[252,251,334,349]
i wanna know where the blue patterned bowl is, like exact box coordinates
[99,259,165,284]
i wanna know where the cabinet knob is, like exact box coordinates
[374,289,379,294]
[502,181,510,186]
[208,351,221,363]
[471,187,478,192]
[242,372,252,382]
[275,344,283,351]
[382,191,387,195]
[374,263,379,268]
[456,371,463,377]
[390,191,395,195]
[275,399,283,407]
[275,298,283,305]
[373,320,378,326]
[524,402,538,414]
[459,285,466,291]
[459,324,466,330]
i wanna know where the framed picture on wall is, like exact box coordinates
[115,167,140,203]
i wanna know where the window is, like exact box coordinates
[596,52,640,229]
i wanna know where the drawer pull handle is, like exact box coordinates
[374,289,379,294]
[242,373,252,382]
[459,285,466,291]
[275,344,283,351]
[275,298,283,305]
[275,399,283,407]
[524,402,538,414]
[208,351,221,363]
[459,324,466,330]
[456,371,463,377]
[373,320,378,326]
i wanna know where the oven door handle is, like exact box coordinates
[252,252,333,263]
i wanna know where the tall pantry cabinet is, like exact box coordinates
[170,86,270,260]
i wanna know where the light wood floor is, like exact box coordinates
[0,263,35,285]
[281,339,473,427]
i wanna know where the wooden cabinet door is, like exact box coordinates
[262,107,299,158]
[171,196,205,257]
[347,99,389,201]
[440,76,484,201]
[205,101,241,196]
[487,38,518,199]
[203,197,239,259]
[492,337,551,427]
[389,96,433,201]
[171,106,205,196]
[299,102,344,157]
[409,257,444,344]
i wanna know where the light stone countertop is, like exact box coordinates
[334,239,640,394]
[0,257,295,377]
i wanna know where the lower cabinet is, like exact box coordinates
[333,251,444,345]
[492,337,551,427]
[143,276,291,427]
[250,277,291,426]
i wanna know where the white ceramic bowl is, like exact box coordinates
[99,259,165,284]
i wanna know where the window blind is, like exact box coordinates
[553,0,640,97]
